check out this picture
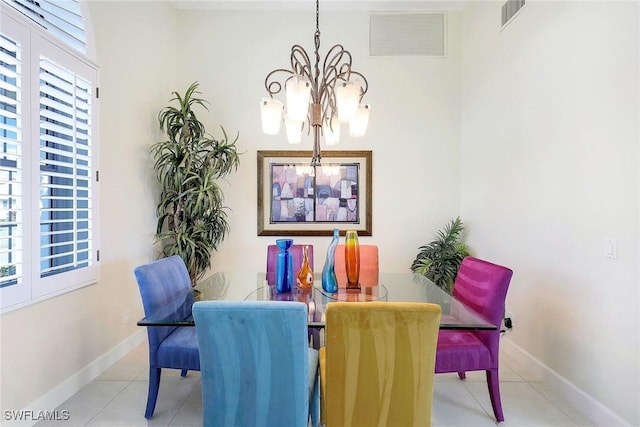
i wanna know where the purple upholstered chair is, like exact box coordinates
[435,256,513,422]
[266,244,314,286]
[134,255,200,419]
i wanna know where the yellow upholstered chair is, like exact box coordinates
[319,302,442,427]
[334,244,379,287]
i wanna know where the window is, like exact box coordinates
[1,2,99,312]
[5,0,87,54]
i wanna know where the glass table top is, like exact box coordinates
[137,271,497,331]
[243,282,389,328]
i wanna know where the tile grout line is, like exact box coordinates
[527,381,590,427]
[167,379,202,427]
[82,379,137,427]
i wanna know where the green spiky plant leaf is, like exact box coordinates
[151,82,241,285]
[410,217,470,294]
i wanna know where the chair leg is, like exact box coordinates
[180,369,188,377]
[145,367,162,419]
[310,371,320,427]
[319,348,326,427]
[486,369,504,422]
[458,371,466,380]
[309,328,321,350]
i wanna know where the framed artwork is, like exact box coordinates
[257,150,372,236]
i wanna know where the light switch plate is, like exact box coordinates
[604,238,618,259]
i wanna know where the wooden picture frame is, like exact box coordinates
[257,150,372,236]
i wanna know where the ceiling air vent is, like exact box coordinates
[501,0,526,29]
[370,13,446,57]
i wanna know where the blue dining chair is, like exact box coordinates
[435,256,513,422]
[134,255,200,419]
[193,300,320,427]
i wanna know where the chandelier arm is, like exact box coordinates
[320,69,347,102]
[291,45,319,107]
[322,46,370,96]
[318,85,336,124]
[291,45,313,77]
[323,64,344,85]
[323,44,348,67]
[264,68,294,97]
[319,46,357,101]
[315,51,344,117]
[349,70,369,96]
[322,45,351,83]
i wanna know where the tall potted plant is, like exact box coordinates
[410,217,470,294]
[152,82,241,285]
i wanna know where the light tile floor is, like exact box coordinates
[34,340,597,427]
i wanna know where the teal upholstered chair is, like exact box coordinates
[134,255,200,419]
[193,300,319,427]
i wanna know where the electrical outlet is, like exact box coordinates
[123,309,131,325]
[504,317,513,329]
[503,311,513,330]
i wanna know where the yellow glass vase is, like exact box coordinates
[345,230,360,289]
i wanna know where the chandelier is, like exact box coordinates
[260,0,370,170]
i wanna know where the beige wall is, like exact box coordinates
[459,1,639,424]
[173,8,463,273]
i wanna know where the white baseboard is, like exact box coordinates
[6,330,146,427]
[501,337,631,427]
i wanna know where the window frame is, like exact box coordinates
[0,2,100,313]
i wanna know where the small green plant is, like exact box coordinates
[410,217,470,294]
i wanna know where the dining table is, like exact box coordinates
[137,271,497,348]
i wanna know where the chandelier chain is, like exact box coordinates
[314,0,321,95]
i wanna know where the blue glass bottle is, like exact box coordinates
[275,239,294,293]
[322,229,339,293]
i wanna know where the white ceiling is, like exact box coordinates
[169,0,469,11]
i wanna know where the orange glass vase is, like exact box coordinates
[345,230,360,289]
[296,245,314,290]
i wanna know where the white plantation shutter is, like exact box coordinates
[38,57,93,279]
[32,37,97,298]
[1,4,98,310]
[0,19,29,307]
[3,0,86,54]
